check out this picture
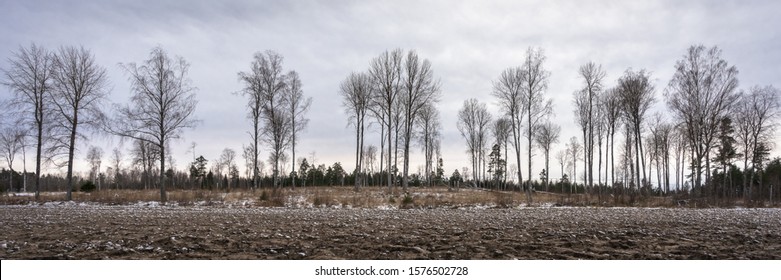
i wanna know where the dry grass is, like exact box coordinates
[1,186,682,208]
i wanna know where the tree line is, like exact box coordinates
[3,43,780,205]
[1,45,313,202]
[451,45,780,205]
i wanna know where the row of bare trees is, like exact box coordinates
[2,44,110,200]
[452,44,779,205]
[340,49,442,192]
[2,45,199,202]
[553,45,780,204]
[3,43,779,204]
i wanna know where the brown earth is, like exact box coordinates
[1,204,779,259]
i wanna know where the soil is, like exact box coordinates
[1,204,779,259]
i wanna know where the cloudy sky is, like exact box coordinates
[2,0,780,181]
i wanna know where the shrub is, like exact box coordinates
[81,181,97,193]
[259,190,269,201]
[400,193,414,208]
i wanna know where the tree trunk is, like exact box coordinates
[354,120,360,191]
[512,115,523,192]
[65,113,78,201]
[402,118,412,192]
[387,112,393,191]
[379,124,385,188]
[160,141,167,203]
[292,126,297,189]
[253,119,259,190]
[610,132,615,187]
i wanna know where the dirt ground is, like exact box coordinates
[1,204,779,259]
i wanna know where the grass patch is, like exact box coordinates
[0,186,693,209]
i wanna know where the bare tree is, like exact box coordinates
[492,117,511,188]
[492,66,525,190]
[241,144,255,186]
[1,126,25,192]
[369,49,403,190]
[238,50,290,189]
[111,148,123,189]
[3,44,54,200]
[594,97,606,187]
[574,62,606,191]
[566,136,582,188]
[112,47,198,202]
[340,72,372,191]
[364,145,377,185]
[285,70,311,188]
[573,88,590,185]
[649,114,673,194]
[602,88,622,185]
[666,45,739,190]
[130,138,158,190]
[520,47,552,202]
[735,85,780,199]
[457,98,492,188]
[534,121,560,191]
[48,46,109,200]
[85,146,103,190]
[417,103,441,188]
[219,148,237,191]
[671,124,688,191]
[237,59,262,189]
[617,69,655,191]
[555,149,569,183]
[399,50,441,191]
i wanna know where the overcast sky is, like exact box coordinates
[2,0,780,181]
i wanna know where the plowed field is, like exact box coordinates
[1,204,779,259]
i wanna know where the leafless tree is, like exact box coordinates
[520,47,552,202]
[602,88,622,185]
[492,117,511,188]
[566,136,582,189]
[238,50,291,189]
[219,148,237,191]
[492,66,525,190]
[130,138,158,190]
[648,114,673,194]
[340,72,372,191]
[3,44,54,200]
[285,70,311,188]
[617,69,655,191]
[619,123,635,190]
[237,60,263,189]
[241,144,255,185]
[369,49,403,190]
[417,103,441,187]
[111,148,123,189]
[364,145,377,185]
[573,89,589,185]
[594,97,606,187]
[367,103,387,187]
[665,45,739,190]
[555,149,568,183]
[457,98,492,187]
[735,85,780,198]
[112,47,198,202]
[1,126,26,192]
[574,62,606,191]
[534,121,560,191]
[85,146,103,190]
[399,50,441,191]
[391,94,404,186]
[48,46,109,200]
[671,124,688,191]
